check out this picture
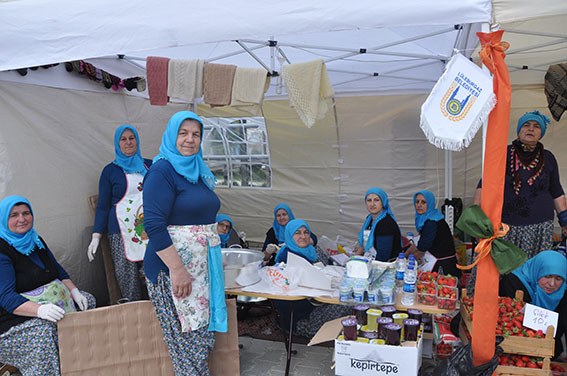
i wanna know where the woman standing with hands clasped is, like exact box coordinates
[88,125,152,302]
[143,111,226,375]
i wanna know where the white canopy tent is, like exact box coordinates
[0,0,565,303]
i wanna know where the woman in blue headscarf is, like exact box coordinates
[500,251,567,357]
[88,124,152,302]
[143,111,226,375]
[354,188,402,261]
[216,214,248,248]
[0,196,95,375]
[406,190,460,277]
[262,203,317,264]
[272,219,350,338]
[474,110,567,258]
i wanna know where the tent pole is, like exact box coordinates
[480,23,490,177]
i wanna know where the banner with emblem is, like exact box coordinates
[420,53,496,151]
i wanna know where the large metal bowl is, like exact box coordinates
[222,248,263,289]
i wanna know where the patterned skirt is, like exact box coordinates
[146,271,215,376]
[295,302,352,339]
[108,233,144,302]
[505,220,554,259]
[0,291,96,376]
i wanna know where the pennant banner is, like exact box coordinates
[420,53,496,151]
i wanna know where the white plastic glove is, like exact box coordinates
[70,288,88,311]
[87,233,102,262]
[37,303,65,322]
[265,244,280,255]
[238,231,247,242]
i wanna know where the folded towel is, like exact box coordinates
[167,59,205,102]
[231,67,270,116]
[545,63,567,121]
[203,63,237,106]
[282,59,334,128]
[146,56,170,105]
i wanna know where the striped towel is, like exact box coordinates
[203,63,237,106]
[282,59,334,128]
[167,59,205,102]
[146,56,170,105]
[231,67,270,116]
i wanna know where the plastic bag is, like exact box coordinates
[429,337,503,376]
[260,265,301,293]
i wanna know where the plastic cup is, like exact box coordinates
[352,304,370,327]
[377,317,394,340]
[370,339,386,345]
[356,338,370,343]
[362,330,379,340]
[341,317,358,341]
[392,313,409,339]
[352,286,365,303]
[366,308,382,331]
[384,323,403,346]
[380,305,396,318]
[407,308,423,324]
[380,286,394,304]
[339,285,352,302]
[403,318,420,341]
[367,288,379,304]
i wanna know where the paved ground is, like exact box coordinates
[239,336,335,376]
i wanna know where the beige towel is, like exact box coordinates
[167,58,205,102]
[230,67,270,116]
[282,59,334,128]
[203,63,237,106]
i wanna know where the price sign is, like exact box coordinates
[522,303,558,336]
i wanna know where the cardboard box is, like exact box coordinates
[309,317,423,376]
[58,301,174,375]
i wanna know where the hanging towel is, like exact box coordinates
[167,58,205,102]
[230,67,270,116]
[545,63,567,122]
[282,59,334,128]
[203,63,237,106]
[146,56,170,106]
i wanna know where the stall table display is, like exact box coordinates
[460,289,556,376]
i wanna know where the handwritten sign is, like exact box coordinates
[522,303,558,336]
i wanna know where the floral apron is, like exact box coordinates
[168,224,227,333]
[115,172,148,261]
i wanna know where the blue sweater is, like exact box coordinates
[143,159,220,283]
[93,160,152,234]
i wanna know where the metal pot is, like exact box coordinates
[222,248,263,288]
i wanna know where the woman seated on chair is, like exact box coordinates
[262,203,318,264]
[500,250,567,358]
[0,196,95,375]
[216,214,248,248]
[272,219,349,338]
[354,187,402,261]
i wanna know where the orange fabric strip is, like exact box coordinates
[472,30,511,367]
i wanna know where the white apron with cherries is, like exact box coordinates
[115,172,148,261]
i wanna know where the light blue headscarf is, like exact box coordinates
[216,214,233,248]
[414,190,445,232]
[0,196,45,256]
[358,188,397,253]
[516,110,551,138]
[153,111,216,190]
[273,203,295,244]
[513,250,567,311]
[274,219,318,264]
[112,125,147,176]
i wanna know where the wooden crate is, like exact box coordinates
[494,358,551,376]
[460,289,555,358]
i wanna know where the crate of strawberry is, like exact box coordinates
[436,274,458,310]
[496,353,553,375]
[417,281,437,305]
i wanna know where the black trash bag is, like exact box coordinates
[428,337,503,376]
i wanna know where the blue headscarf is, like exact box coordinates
[414,190,445,232]
[272,203,295,244]
[516,110,551,138]
[216,214,233,248]
[112,125,148,176]
[512,250,567,311]
[274,219,318,264]
[153,111,216,190]
[0,196,45,256]
[358,188,397,254]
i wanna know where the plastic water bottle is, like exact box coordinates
[401,262,417,306]
[395,252,406,293]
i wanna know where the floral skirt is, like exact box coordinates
[505,220,554,259]
[146,272,215,376]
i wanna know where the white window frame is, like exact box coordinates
[201,116,272,189]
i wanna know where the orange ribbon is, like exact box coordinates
[478,40,510,73]
[457,223,510,270]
